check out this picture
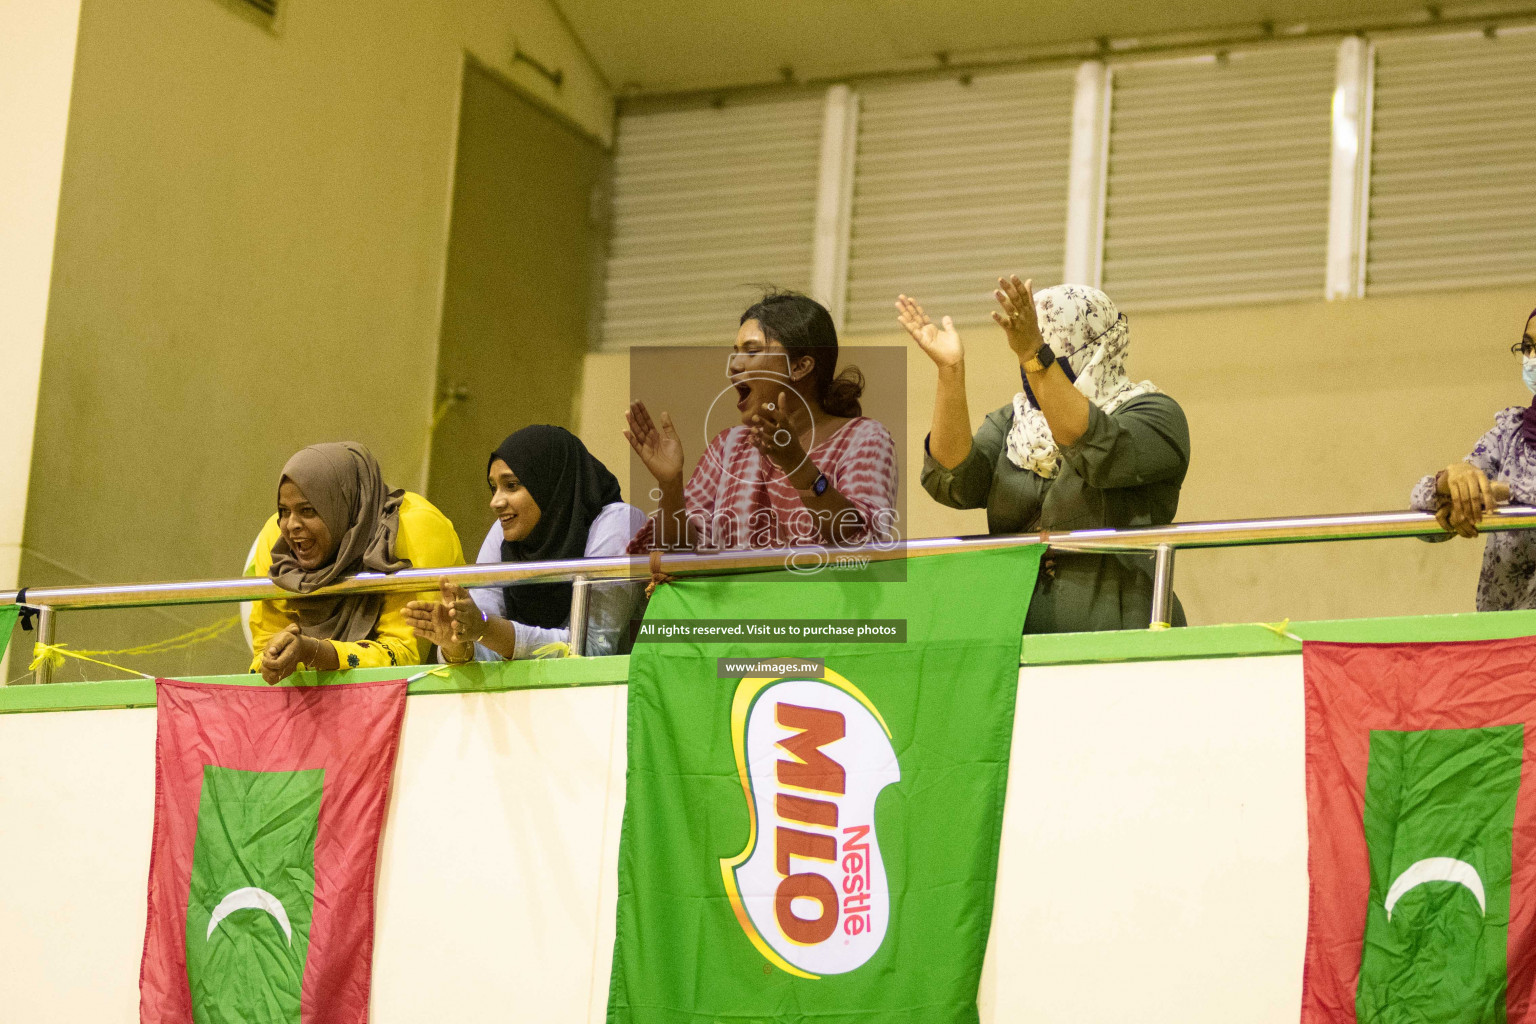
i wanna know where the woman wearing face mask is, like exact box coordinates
[900,276,1191,633]
[402,426,646,660]
[1406,310,1533,609]
[249,442,464,683]
[624,291,898,552]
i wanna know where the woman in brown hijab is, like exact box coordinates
[248,442,464,683]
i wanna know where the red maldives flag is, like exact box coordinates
[1303,637,1536,1024]
[140,678,406,1024]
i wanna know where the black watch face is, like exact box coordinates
[813,474,829,496]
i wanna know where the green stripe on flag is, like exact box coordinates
[1358,725,1523,1023]
[186,765,323,1024]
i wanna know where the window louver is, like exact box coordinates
[600,98,824,348]
[1365,29,1536,294]
[843,69,1075,333]
[1101,46,1335,312]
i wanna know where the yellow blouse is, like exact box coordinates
[247,491,464,673]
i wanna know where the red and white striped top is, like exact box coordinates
[628,416,899,552]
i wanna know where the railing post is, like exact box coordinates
[567,575,590,657]
[33,606,55,684]
[1149,545,1175,630]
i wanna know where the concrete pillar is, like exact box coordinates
[0,0,84,590]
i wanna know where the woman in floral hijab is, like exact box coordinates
[899,275,1192,632]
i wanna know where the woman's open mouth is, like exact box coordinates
[734,382,752,411]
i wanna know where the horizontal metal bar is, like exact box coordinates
[2,505,1532,613]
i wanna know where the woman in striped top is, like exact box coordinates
[625,291,898,554]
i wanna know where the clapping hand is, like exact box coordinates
[991,275,1046,362]
[896,295,964,369]
[403,578,484,659]
[260,623,309,685]
[747,390,807,474]
[624,400,685,487]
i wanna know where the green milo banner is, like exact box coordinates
[0,603,16,665]
[608,546,1043,1024]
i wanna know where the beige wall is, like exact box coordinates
[0,656,1307,1022]
[0,0,84,592]
[18,0,611,677]
[582,286,1532,624]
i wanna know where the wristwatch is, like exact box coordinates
[1023,344,1057,374]
[799,471,829,497]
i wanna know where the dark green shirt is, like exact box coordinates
[921,393,1191,633]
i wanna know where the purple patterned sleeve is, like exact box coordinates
[1463,417,1509,478]
[1408,473,1440,513]
[1410,413,1518,512]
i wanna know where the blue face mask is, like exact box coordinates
[1523,356,1536,395]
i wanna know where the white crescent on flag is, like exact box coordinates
[1384,858,1486,922]
[206,887,294,945]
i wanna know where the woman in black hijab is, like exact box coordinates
[404,426,646,659]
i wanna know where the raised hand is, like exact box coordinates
[991,275,1046,362]
[896,294,964,368]
[624,400,685,487]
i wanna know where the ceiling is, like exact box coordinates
[553,0,1451,95]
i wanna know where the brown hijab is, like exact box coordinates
[268,442,409,642]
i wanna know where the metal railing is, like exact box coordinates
[5,504,1534,685]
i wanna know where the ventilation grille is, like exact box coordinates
[1365,29,1536,294]
[844,68,1075,333]
[1101,46,1334,312]
[599,97,824,348]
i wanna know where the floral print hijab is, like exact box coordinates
[1006,284,1161,478]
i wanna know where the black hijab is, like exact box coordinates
[490,426,623,629]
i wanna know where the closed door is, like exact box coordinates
[428,60,605,553]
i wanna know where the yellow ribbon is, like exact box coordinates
[30,642,152,680]
[100,614,242,657]
[25,613,242,681]
[531,641,578,660]
[1257,618,1303,643]
[405,665,452,684]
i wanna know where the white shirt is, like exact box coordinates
[462,501,648,660]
